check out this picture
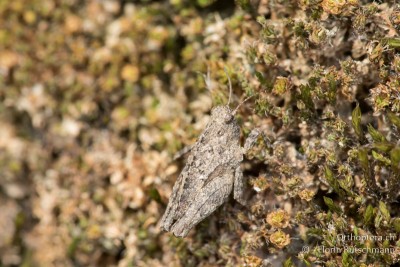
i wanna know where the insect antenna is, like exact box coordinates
[223,66,233,106]
[232,95,253,115]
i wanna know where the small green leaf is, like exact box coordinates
[342,251,352,267]
[324,166,345,197]
[379,201,391,222]
[375,212,383,228]
[68,236,81,257]
[390,147,400,171]
[299,84,314,111]
[386,38,400,48]
[371,150,391,165]
[283,257,294,267]
[256,16,267,26]
[338,177,354,195]
[306,228,324,237]
[352,104,363,139]
[353,226,359,236]
[392,218,400,233]
[358,148,369,171]
[236,0,253,12]
[373,142,394,152]
[326,73,338,104]
[363,204,374,225]
[254,71,267,86]
[196,0,216,7]
[367,124,386,142]
[388,112,400,129]
[147,188,162,204]
[323,196,342,213]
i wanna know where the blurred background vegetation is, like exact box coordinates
[1,0,400,266]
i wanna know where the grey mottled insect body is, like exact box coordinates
[160,105,247,237]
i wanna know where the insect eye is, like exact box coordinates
[218,130,224,136]
[224,114,233,123]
